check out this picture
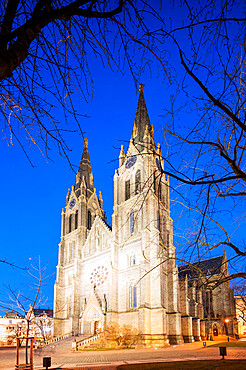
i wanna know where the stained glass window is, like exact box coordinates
[125,180,130,200]
[69,214,72,233]
[135,169,141,194]
[133,286,137,308]
[129,285,137,308]
[130,255,136,266]
[130,210,134,233]
[75,210,78,229]
[87,210,92,230]
[70,242,73,260]
[129,286,133,308]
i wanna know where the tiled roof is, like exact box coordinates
[33,308,53,317]
[5,312,19,318]
[178,255,224,280]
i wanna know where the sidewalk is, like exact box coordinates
[1,340,246,369]
[35,358,246,370]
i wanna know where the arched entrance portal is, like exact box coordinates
[213,323,219,336]
[94,320,102,335]
[80,303,104,335]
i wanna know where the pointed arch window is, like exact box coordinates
[130,210,134,233]
[70,241,74,260]
[133,286,137,308]
[96,228,100,250]
[87,210,92,230]
[130,254,136,266]
[158,179,162,201]
[69,214,72,233]
[158,212,166,245]
[135,169,141,194]
[125,179,130,200]
[167,231,170,248]
[129,285,137,308]
[75,210,78,229]
[129,286,133,308]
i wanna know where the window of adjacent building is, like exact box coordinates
[129,285,137,308]
[135,169,141,194]
[125,179,130,200]
[87,210,92,230]
[130,210,134,233]
[75,210,78,229]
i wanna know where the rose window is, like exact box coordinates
[90,266,108,287]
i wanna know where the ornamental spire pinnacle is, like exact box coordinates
[74,138,95,198]
[131,84,155,152]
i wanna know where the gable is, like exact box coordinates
[83,216,112,258]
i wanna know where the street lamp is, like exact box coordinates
[224,318,230,342]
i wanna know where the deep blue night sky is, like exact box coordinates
[0,70,174,310]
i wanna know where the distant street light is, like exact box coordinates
[224,318,230,342]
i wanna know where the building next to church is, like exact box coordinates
[53,85,237,346]
[235,294,246,336]
[0,310,53,346]
[178,253,237,341]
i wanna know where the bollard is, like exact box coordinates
[72,340,78,351]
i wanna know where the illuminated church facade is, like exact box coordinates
[53,85,236,346]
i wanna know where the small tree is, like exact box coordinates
[0,257,50,362]
[103,321,137,348]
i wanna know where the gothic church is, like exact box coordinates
[54,85,236,345]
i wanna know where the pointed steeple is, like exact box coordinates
[98,191,103,211]
[66,188,71,205]
[131,84,155,152]
[75,138,95,197]
[119,145,125,167]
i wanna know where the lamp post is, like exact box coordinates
[224,318,230,342]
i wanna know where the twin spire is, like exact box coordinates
[131,84,155,152]
[75,84,156,198]
[75,137,95,198]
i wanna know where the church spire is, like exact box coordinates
[131,84,155,152]
[75,138,95,197]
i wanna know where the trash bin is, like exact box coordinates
[43,357,51,369]
[219,347,227,360]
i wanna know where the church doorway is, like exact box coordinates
[213,324,218,336]
[94,320,102,335]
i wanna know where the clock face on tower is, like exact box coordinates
[125,155,137,169]
[69,198,76,209]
